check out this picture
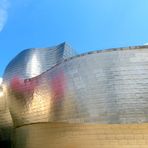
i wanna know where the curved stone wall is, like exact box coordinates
[4,46,148,127]
[13,123,148,148]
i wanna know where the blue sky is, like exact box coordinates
[1,0,148,76]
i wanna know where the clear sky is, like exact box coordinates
[0,0,148,76]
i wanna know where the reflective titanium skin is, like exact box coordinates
[0,82,12,146]
[0,42,75,146]
[3,45,148,128]
[4,42,75,81]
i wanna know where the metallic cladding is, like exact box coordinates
[0,42,75,145]
[0,81,12,145]
[3,46,148,127]
[4,42,76,81]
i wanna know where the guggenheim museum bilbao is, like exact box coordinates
[1,42,148,148]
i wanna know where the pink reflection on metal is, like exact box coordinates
[51,71,66,101]
[10,76,36,95]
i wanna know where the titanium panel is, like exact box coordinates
[1,42,75,147]
[4,46,148,127]
[4,42,75,81]
[0,81,12,147]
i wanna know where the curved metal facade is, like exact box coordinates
[0,81,12,147]
[3,45,148,127]
[1,42,75,147]
[4,42,75,81]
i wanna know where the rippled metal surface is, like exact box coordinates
[4,45,148,127]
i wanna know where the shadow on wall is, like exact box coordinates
[0,140,11,148]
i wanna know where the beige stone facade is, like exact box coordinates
[14,123,148,148]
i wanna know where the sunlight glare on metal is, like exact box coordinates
[0,77,2,85]
[27,54,41,77]
[0,77,3,97]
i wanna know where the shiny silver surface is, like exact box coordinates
[4,42,76,81]
[0,42,75,146]
[3,45,148,127]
